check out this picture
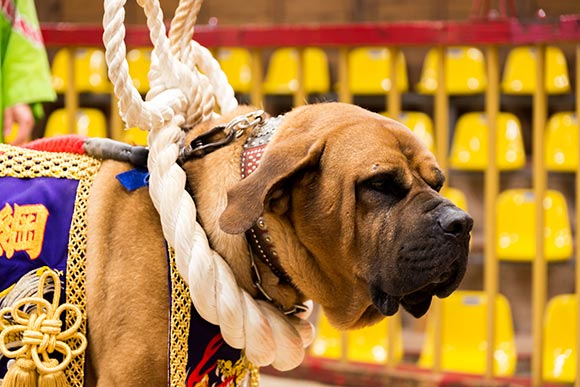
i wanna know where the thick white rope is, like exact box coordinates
[102,0,313,371]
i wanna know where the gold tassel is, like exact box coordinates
[37,359,67,387]
[3,358,38,387]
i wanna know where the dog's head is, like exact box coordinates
[219,103,472,329]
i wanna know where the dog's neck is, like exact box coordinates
[182,108,309,315]
[241,115,308,315]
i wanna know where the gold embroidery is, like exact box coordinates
[0,203,49,260]
[0,143,101,387]
[217,353,251,386]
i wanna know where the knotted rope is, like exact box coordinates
[0,269,87,387]
[102,0,314,370]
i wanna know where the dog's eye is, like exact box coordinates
[431,180,443,192]
[430,169,445,192]
[364,174,409,199]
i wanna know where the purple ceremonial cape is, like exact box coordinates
[0,175,79,378]
[0,176,77,291]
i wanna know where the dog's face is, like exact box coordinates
[220,103,472,329]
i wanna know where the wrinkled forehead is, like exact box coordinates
[358,116,445,188]
[393,121,444,186]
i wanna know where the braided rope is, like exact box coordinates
[102,0,313,371]
[168,0,201,59]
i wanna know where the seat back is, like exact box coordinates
[496,189,572,262]
[418,290,517,376]
[263,47,330,94]
[3,124,20,144]
[417,46,487,95]
[347,47,408,94]
[122,127,148,146]
[381,111,434,153]
[543,294,577,383]
[441,187,468,212]
[44,108,108,138]
[127,47,152,94]
[217,47,252,94]
[398,111,434,153]
[545,112,578,172]
[449,112,526,171]
[51,48,111,93]
[310,312,403,364]
[501,46,570,95]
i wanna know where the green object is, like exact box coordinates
[0,0,56,142]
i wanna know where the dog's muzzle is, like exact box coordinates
[371,204,473,318]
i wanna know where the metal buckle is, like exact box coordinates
[179,110,265,162]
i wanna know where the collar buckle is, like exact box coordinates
[179,110,266,162]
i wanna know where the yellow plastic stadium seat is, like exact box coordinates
[51,48,112,93]
[416,46,487,95]
[441,187,468,212]
[449,112,526,171]
[543,294,577,383]
[399,112,434,153]
[127,47,152,94]
[3,124,19,144]
[501,46,570,95]
[310,312,403,364]
[347,47,408,94]
[217,47,252,94]
[381,111,434,153]
[263,47,330,95]
[122,127,148,146]
[545,112,578,172]
[496,189,572,262]
[418,290,517,376]
[44,108,108,138]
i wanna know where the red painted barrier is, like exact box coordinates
[41,15,580,48]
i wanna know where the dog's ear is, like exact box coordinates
[219,134,324,234]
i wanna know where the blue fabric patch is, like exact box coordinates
[116,168,150,191]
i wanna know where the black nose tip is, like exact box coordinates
[438,207,473,238]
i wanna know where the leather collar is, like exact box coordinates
[241,115,292,285]
[241,115,308,315]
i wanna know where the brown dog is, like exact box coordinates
[84,102,472,385]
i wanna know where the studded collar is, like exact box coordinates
[241,115,290,283]
[241,115,308,315]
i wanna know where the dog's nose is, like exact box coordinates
[437,207,473,238]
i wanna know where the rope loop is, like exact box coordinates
[102,0,314,371]
[103,0,236,132]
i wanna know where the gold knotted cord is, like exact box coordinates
[0,270,87,386]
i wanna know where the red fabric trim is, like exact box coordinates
[21,135,87,154]
[187,333,223,387]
